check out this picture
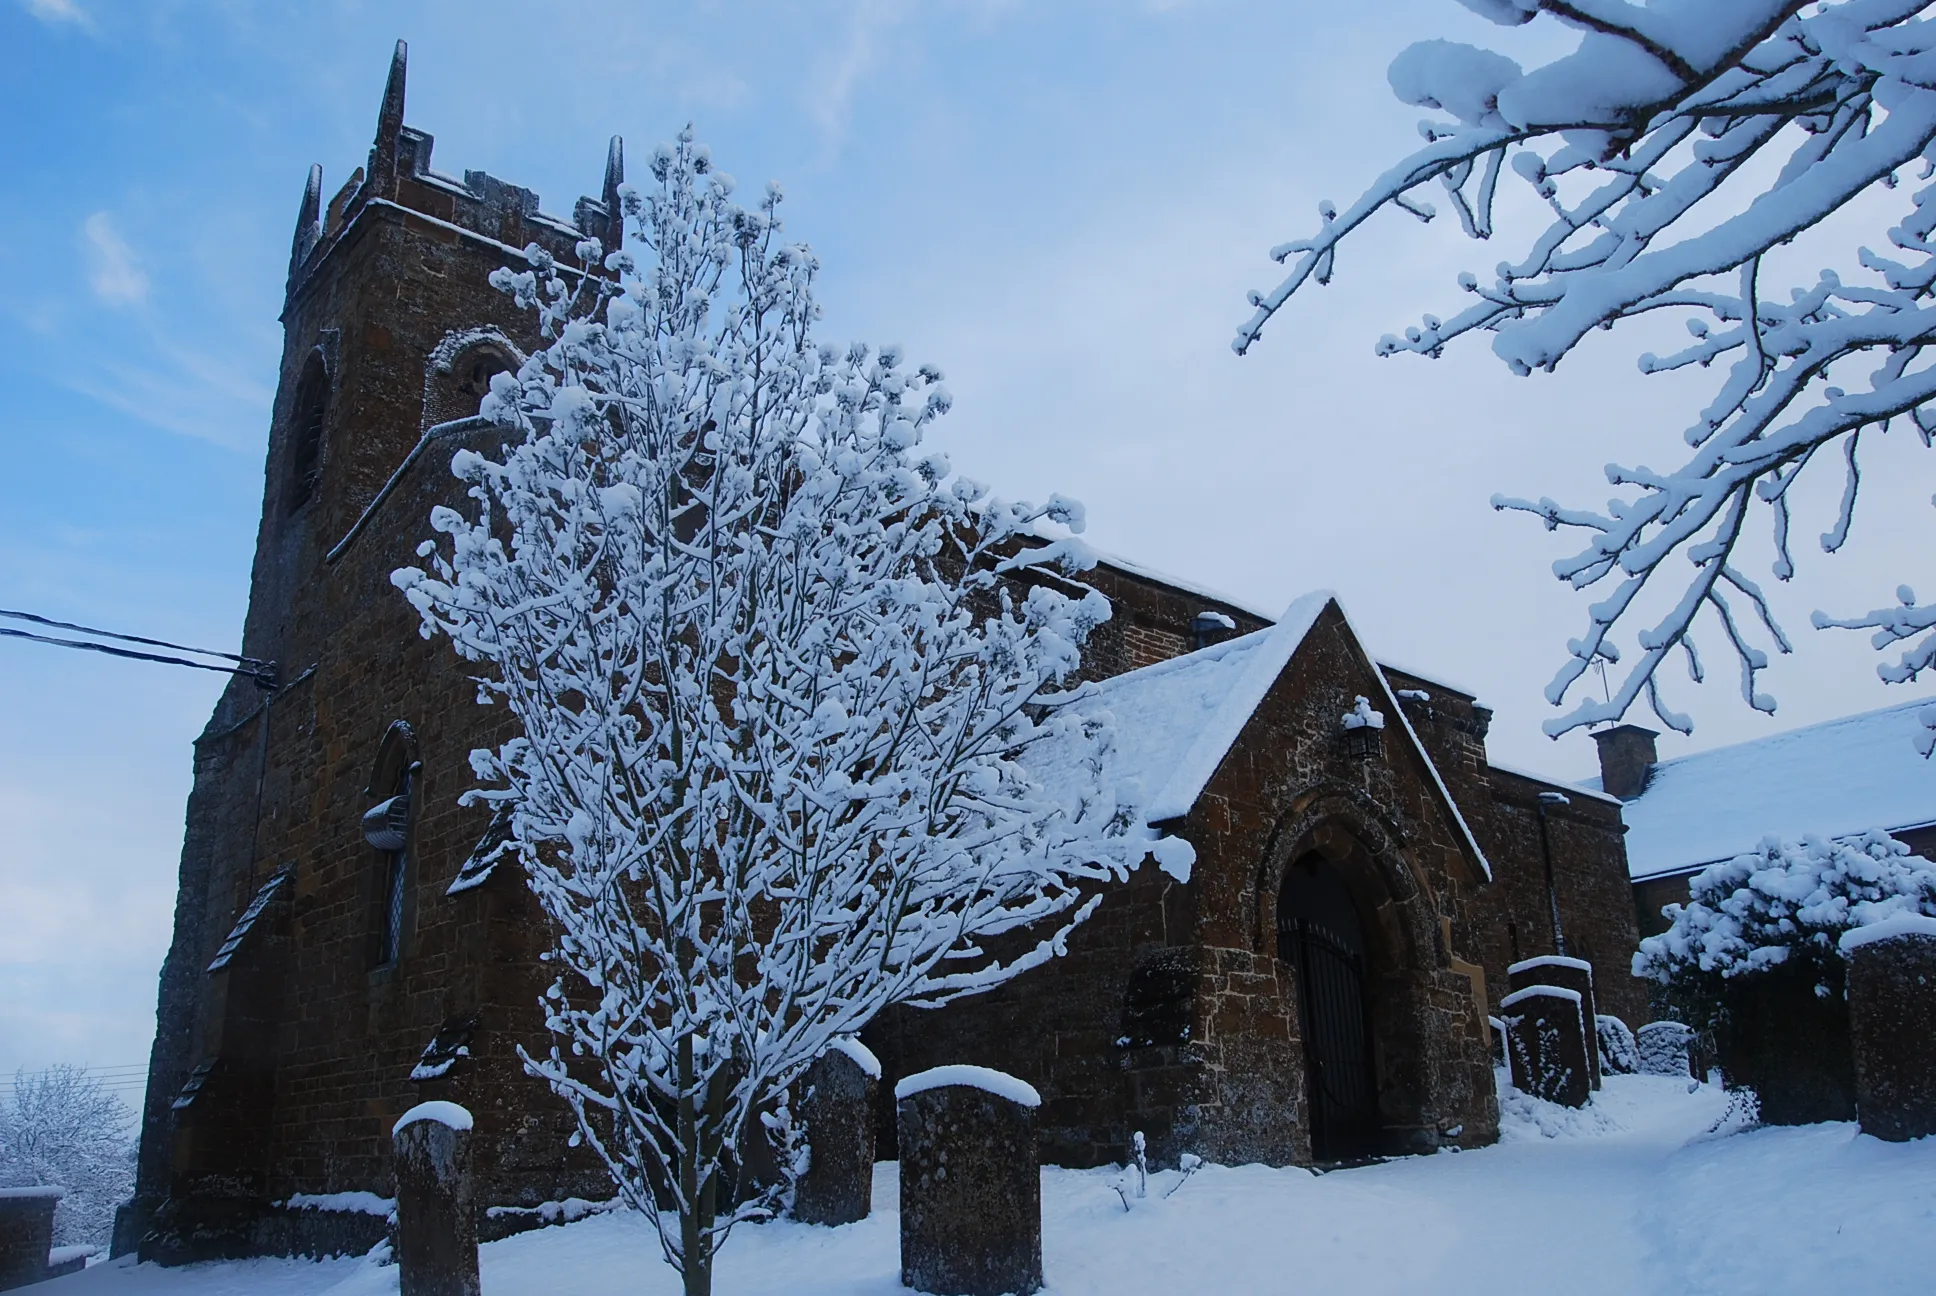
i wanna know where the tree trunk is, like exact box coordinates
[676,1033,716,1296]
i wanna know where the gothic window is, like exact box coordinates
[364,721,419,968]
[285,349,330,514]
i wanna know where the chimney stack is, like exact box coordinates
[1592,724,1658,800]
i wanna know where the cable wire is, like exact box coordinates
[0,609,275,687]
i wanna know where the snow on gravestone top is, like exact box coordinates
[1508,955,1595,977]
[0,1186,64,1200]
[827,1036,882,1080]
[393,1100,475,1136]
[1500,984,1583,1010]
[894,1064,1041,1109]
[281,1191,396,1216]
[1839,914,1936,953]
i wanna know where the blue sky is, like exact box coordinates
[3,0,1932,1084]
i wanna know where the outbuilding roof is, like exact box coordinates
[1598,697,1936,881]
[1032,590,1493,879]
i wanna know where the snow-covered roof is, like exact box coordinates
[1086,547,1281,623]
[1034,591,1492,878]
[1043,593,1332,824]
[1604,698,1936,882]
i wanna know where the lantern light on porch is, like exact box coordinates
[1340,695,1386,761]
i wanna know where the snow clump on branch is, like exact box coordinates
[1239,0,1936,746]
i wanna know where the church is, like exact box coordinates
[121,44,1644,1261]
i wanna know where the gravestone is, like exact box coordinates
[896,1065,1043,1296]
[1597,1015,1639,1075]
[0,1187,62,1293]
[1509,956,1601,1090]
[1842,917,1936,1142]
[1501,986,1591,1108]
[393,1101,479,1296]
[1717,961,1855,1125]
[1636,1021,1694,1077]
[791,1038,879,1226]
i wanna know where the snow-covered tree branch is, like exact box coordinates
[1238,0,1936,737]
[0,1065,136,1251]
[394,130,1183,1296]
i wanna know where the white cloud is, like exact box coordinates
[20,0,91,28]
[808,0,904,145]
[81,211,148,306]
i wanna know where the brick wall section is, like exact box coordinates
[1072,562,1270,682]
[1381,668,1646,1029]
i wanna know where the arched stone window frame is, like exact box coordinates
[364,720,420,969]
[422,328,524,429]
[284,346,333,514]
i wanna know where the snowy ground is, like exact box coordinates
[50,1075,1936,1294]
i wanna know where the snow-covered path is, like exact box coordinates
[49,1076,1936,1294]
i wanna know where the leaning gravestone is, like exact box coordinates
[0,1187,62,1293]
[393,1101,480,1296]
[896,1065,1043,1296]
[791,1037,880,1226]
[1509,956,1601,1090]
[1841,916,1936,1142]
[1636,1021,1695,1077]
[1501,986,1591,1108]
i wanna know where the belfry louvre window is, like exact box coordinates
[364,721,419,968]
[285,350,330,514]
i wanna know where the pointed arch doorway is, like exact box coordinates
[1278,853,1382,1162]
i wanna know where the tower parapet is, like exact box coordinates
[284,40,623,306]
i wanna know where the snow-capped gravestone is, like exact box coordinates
[1501,986,1590,1109]
[392,1102,479,1296]
[0,1187,64,1292]
[1508,956,1600,1090]
[791,1038,879,1227]
[1597,1015,1639,1076]
[1841,917,1936,1142]
[1718,962,1856,1126]
[1636,1022,1694,1077]
[896,1066,1043,1296]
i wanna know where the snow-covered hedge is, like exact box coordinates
[1635,831,1936,991]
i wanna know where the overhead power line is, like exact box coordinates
[0,608,275,689]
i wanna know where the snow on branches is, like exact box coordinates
[1634,829,1936,989]
[0,1065,135,1250]
[393,130,1169,1294]
[1239,0,1936,737]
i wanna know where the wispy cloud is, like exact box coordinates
[19,0,92,29]
[809,0,904,146]
[81,212,148,306]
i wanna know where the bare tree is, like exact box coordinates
[0,1065,136,1250]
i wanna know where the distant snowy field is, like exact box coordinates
[52,1075,1936,1294]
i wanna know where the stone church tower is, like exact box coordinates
[122,42,628,1260]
